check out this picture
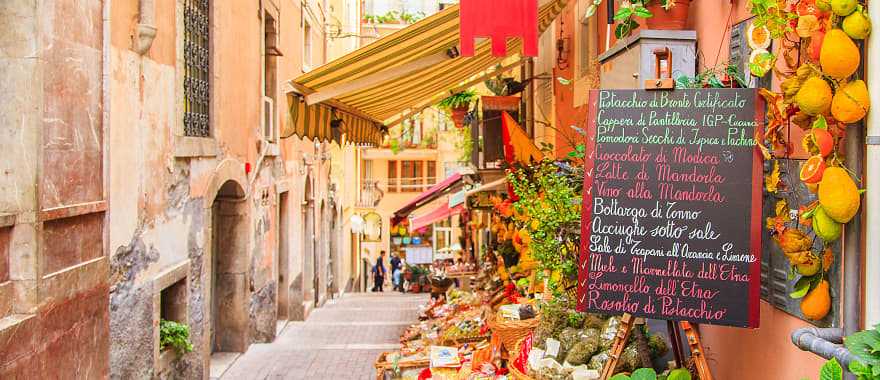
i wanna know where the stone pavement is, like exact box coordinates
[217,292,427,380]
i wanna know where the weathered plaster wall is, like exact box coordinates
[106,0,276,377]
[105,0,353,377]
[0,0,109,378]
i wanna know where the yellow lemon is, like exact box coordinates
[831,79,870,123]
[795,77,833,115]
[842,8,872,39]
[818,167,861,223]
[820,29,860,79]
[812,206,842,241]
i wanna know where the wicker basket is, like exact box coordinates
[373,352,429,380]
[430,277,454,294]
[489,314,540,352]
[440,335,490,347]
[508,338,535,380]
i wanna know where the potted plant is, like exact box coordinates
[159,319,193,358]
[644,0,691,30]
[675,62,748,89]
[586,0,689,39]
[437,90,478,128]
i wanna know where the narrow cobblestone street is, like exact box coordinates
[215,292,427,380]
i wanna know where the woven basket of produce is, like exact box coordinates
[373,352,430,380]
[489,314,540,352]
[508,338,535,380]
[430,276,454,293]
[441,335,489,347]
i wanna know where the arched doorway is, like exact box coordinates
[210,180,248,353]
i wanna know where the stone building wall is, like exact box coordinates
[104,0,345,378]
[0,0,109,378]
[0,0,361,377]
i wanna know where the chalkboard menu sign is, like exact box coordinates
[578,89,764,328]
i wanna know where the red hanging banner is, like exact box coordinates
[459,0,539,57]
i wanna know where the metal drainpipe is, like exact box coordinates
[791,327,856,368]
[840,100,866,380]
[134,0,157,55]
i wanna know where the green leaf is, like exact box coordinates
[813,115,829,130]
[790,276,812,299]
[846,328,880,366]
[707,75,725,88]
[667,368,692,380]
[820,358,843,380]
[675,75,695,89]
[614,7,634,20]
[633,6,654,18]
[848,360,872,377]
[631,368,658,380]
[610,375,632,380]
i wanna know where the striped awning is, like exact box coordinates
[411,203,466,231]
[287,0,568,127]
[283,93,384,145]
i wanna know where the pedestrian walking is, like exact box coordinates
[372,251,387,292]
[390,252,402,292]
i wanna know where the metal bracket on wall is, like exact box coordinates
[866,136,880,145]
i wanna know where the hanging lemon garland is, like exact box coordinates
[750,0,870,321]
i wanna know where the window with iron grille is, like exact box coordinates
[184,0,211,137]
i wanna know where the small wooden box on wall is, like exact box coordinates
[597,30,697,89]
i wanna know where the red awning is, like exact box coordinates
[411,203,466,231]
[392,173,464,222]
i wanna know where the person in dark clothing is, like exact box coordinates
[372,251,387,292]
[390,253,402,291]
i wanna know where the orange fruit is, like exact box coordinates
[831,79,871,123]
[800,155,827,184]
[748,24,771,49]
[818,167,862,223]
[811,128,835,156]
[820,29,860,80]
[800,280,832,320]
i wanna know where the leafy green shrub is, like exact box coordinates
[160,319,194,355]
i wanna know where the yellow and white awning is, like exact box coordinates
[283,93,383,145]
[285,0,568,144]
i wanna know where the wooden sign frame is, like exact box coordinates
[582,79,765,378]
